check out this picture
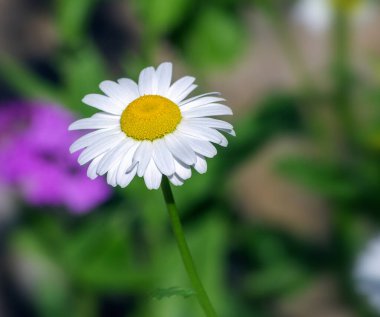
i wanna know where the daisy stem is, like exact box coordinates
[161,177,218,317]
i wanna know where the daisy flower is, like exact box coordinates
[354,235,380,313]
[69,62,234,190]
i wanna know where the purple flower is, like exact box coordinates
[0,101,111,213]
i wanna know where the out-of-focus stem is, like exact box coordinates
[161,177,218,317]
[263,2,314,92]
[332,9,354,140]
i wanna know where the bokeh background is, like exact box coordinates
[1,0,380,316]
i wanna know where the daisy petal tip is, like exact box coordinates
[99,80,113,88]
[160,61,172,68]
[68,123,77,131]
[136,170,143,177]
[69,145,78,154]
[88,174,98,180]
[220,140,228,147]
[81,94,91,104]
[78,158,87,166]
[196,167,207,174]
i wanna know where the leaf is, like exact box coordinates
[59,44,108,115]
[0,54,62,103]
[276,156,358,200]
[131,0,193,36]
[151,287,195,300]
[55,0,100,47]
[183,7,246,69]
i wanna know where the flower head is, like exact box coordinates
[0,101,111,213]
[69,62,234,190]
[354,235,380,313]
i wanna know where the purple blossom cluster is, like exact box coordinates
[0,101,111,213]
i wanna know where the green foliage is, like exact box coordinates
[131,0,193,36]
[55,0,100,47]
[276,156,358,200]
[183,8,247,69]
[0,55,62,103]
[2,1,380,316]
[151,287,195,300]
[59,45,108,115]
[245,261,310,298]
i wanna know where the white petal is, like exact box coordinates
[87,153,105,180]
[164,133,196,165]
[119,164,138,188]
[194,155,207,174]
[169,174,184,186]
[117,78,140,100]
[177,122,228,146]
[99,80,135,106]
[156,62,172,95]
[134,140,153,177]
[166,76,195,101]
[185,118,234,135]
[174,159,191,180]
[152,139,175,176]
[180,96,225,111]
[82,94,123,115]
[143,159,162,190]
[138,66,156,95]
[92,112,120,120]
[97,138,134,175]
[69,114,120,130]
[181,103,233,118]
[171,84,197,104]
[117,142,139,184]
[179,92,221,106]
[78,133,125,165]
[182,135,217,158]
[70,128,119,153]
[107,164,119,187]
[229,129,236,137]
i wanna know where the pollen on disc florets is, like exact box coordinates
[120,95,182,141]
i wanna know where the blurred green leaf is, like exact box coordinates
[55,0,100,47]
[276,156,358,200]
[61,212,152,292]
[59,45,108,115]
[0,55,62,103]
[151,287,195,300]
[16,209,152,293]
[10,230,72,317]
[132,0,193,36]
[244,261,310,298]
[183,8,246,69]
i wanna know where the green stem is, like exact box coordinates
[263,1,313,91]
[331,8,357,154]
[161,177,218,317]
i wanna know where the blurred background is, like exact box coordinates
[1,0,380,316]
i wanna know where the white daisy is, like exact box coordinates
[354,235,380,313]
[69,62,234,190]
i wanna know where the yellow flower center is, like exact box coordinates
[120,95,182,141]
